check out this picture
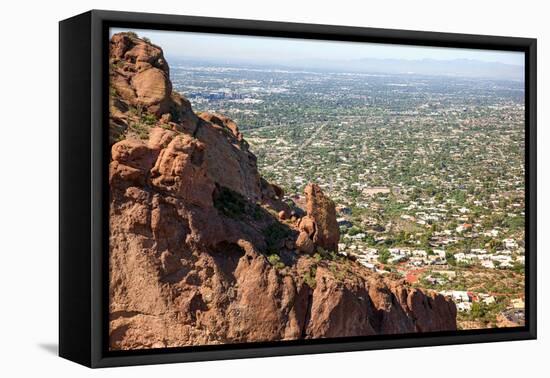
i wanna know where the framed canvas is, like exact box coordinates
[59,10,537,368]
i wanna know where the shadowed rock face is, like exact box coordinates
[108,32,457,350]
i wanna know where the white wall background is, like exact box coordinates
[0,0,546,375]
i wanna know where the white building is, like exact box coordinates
[457,302,473,312]
[482,296,496,305]
[502,238,519,250]
[440,290,470,303]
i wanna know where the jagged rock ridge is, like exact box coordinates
[108,32,457,350]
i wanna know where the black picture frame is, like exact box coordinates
[59,9,537,368]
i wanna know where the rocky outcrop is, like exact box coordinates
[107,32,457,350]
[296,183,340,253]
[109,33,198,144]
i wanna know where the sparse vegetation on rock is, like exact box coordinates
[107,32,457,351]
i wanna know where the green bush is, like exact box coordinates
[264,222,291,252]
[446,251,457,266]
[128,122,150,140]
[303,266,317,289]
[267,254,285,270]
[378,248,391,264]
[141,113,157,126]
[213,186,247,219]
[347,226,362,236]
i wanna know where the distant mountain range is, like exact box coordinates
[170,55,524,81]
[313,57,524,81]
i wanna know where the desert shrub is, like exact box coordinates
[128,122,150,140]
[264,222,291,252]
[378,248,391,264]
[213,186,272,225]
[313,253,323,263]
[141,113,157,126]
[267,254,285,270]
[446,251,457,266]
[347,226,362,236]
[329,263,346,281]
[213,186,247,219]
[303,266,317,289]
[315,246,338,261]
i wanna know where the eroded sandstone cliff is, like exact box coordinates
[108,32,457,350]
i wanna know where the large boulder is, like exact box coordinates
[131,68,171,108]
[150,133,213,208]
[109,32,197,132]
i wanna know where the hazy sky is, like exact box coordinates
[111,28,524,67]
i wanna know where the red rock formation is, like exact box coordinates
[109,33,198,144]
[107,32,457,350]
[296,183,340,253]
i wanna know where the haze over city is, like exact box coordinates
[111,28,524,80]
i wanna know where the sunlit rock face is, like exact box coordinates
[107,32,457,350]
